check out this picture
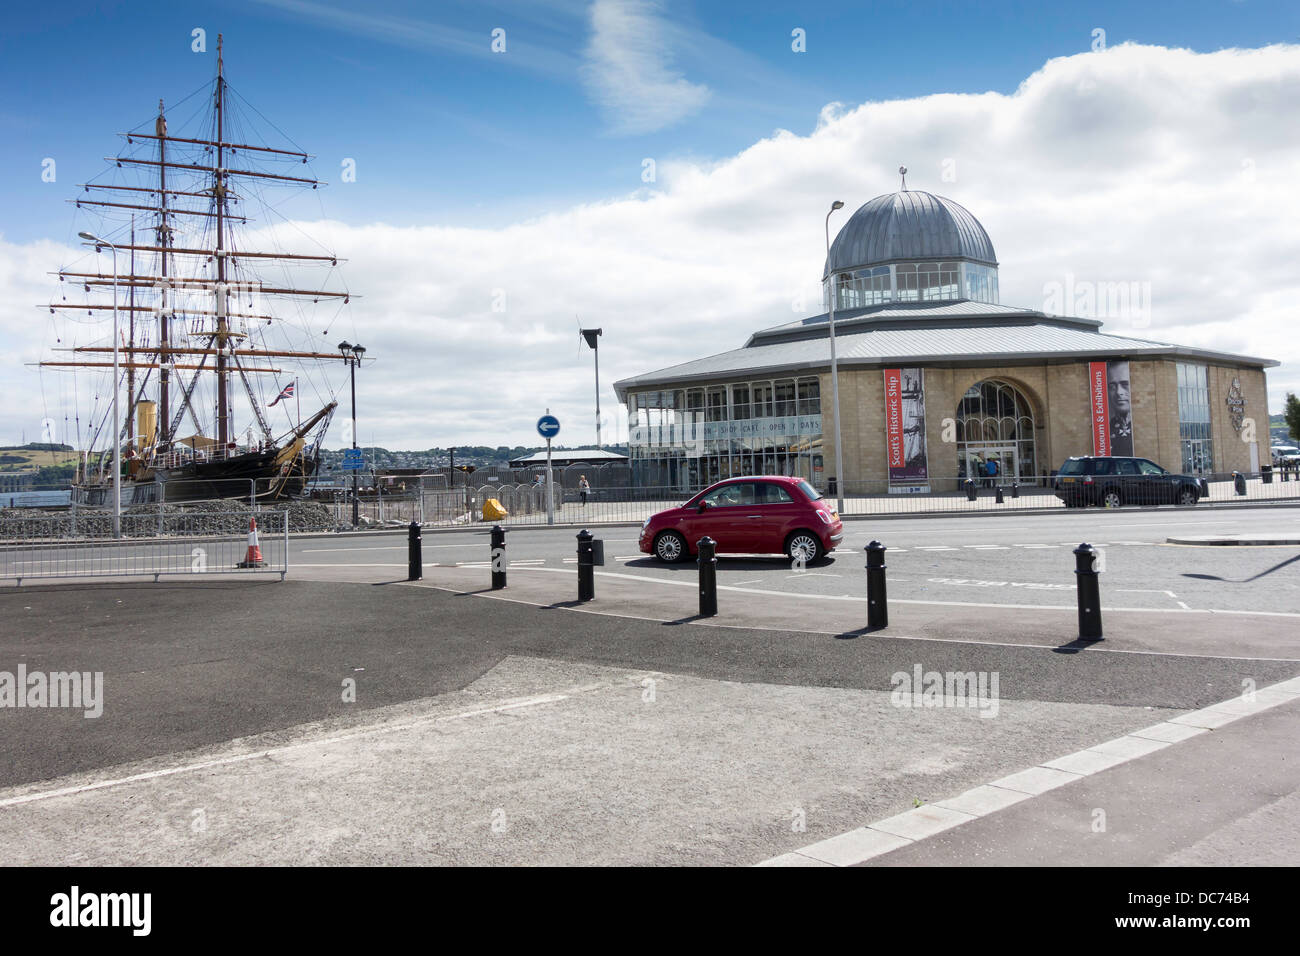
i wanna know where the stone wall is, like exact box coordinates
[819,359,1272,483]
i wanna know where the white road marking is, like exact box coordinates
[441,564,1300,619]
[0,693,570,809]
[301,544,479,553]
[965,545,1010,550]
[1016,544,1059,549]
[761,676,1300,867]
[916,546,958,551]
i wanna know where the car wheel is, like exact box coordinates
[1102,489,1123,509]
[653,531,688,563]
[786,531,823,565]
[1177,488,1198,506]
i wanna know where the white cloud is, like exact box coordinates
[581,0,711,135]
[4,42,1299,454]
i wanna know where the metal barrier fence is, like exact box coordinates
[0,510,289,584]
[324,473,1300,529]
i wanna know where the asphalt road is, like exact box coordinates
[292,506,1300,613]
[2,504,1297,865]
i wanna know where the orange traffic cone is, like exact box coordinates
[238,516,264,568]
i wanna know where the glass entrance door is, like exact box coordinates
[966,447,1016,486]
[1182,438,1211,475]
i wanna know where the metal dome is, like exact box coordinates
[824,191,997,277]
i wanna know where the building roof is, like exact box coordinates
[749,300,1083,344]
[613,302,1277,399]
[825,191,997,276]
[508,448,629,466]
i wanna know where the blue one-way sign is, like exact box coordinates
[537,415,560,439]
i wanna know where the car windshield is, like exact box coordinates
[796,480,822,501]
[1058,459,1088,475]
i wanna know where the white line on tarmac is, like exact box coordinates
[759,677,1300,867]
[434,564,1300,619]
[409,581,1300,662]
[0,693,570,810]
[301,544,480,553]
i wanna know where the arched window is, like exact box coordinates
[956,380,1037,480]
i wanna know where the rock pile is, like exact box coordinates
[0,498,336,539]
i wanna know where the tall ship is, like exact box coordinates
[39,35,355,506]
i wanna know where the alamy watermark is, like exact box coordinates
[1,666,103,718]
[1042,273,1152,327]
[890,664,999,718]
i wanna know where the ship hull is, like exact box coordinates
[74,450,318,506]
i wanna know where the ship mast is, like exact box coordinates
[157,99,171,447]
[126,215,135,447]
[42,37,362,472]
[214,33,230,448]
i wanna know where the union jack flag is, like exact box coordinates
[268,381,295,407]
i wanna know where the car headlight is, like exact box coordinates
[641,518,651,530]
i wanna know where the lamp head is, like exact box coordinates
[337,340,352,355]
[78,231,99,242]
[830,201,844,211]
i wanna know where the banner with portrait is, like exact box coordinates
[884,367,929,492]
[1089,360,1133,457]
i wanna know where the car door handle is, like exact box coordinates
[746,515,762,519]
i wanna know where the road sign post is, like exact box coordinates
[537,412,560,526]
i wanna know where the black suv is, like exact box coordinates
[1054,456,1204,508]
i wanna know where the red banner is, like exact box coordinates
[884,369,904,468]
[1089,361,1109,456]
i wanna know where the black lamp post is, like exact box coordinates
[339,340,365,527]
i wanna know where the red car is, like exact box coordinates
[639,476,843,563]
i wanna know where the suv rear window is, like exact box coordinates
[1058,459,1089,475]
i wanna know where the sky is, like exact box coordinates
[1,0,1298,451]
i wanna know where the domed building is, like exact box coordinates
[615,185,1276,493]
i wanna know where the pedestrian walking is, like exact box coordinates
[986,457,999,488]
[579,475,591,506]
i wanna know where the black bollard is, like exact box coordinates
[407,520,422,581]
[1233,471,1246,496]
[697,535,718,617]
[964,478,977,501]
[577,529,595,602]
[1073,543,1103,641]
[1012,481,1019,499]
[490,524,507,590]
[865,540,888,629]
[995,485,1004,504]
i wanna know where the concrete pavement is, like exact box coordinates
[2,505,1297,865]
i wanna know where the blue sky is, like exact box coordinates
[2,1,1298,450]
[2,0,1295,243]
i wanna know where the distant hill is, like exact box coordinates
[0,444,79,472]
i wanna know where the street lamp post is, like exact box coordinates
[580,328,603,449]
[824,201,846,515]
[338,341,365,527]
[80,231,121,538]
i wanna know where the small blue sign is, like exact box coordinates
[537,415,560,439]
[343,447,364,460]
[341,458,365,470]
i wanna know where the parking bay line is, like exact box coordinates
[425,579,1300,662]
[301,544,481,552]
[466,565,1300,619]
